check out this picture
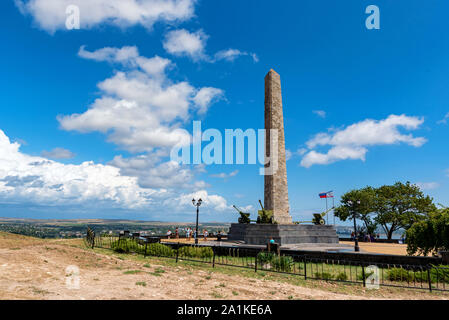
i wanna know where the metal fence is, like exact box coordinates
[84,233,449,293]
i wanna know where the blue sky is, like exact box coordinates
[0,0,448,223]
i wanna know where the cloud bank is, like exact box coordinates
[0,129,230,213]
[15,0,196,33]
[301,114,427,167]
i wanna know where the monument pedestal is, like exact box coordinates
[227,223,339,246]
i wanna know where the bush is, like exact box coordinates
[257,252,275,265]
[406,208,449,256]
[146,243,174,257]
[386,268,414,282]
[387,266,449,284]
[179,246,213,259]
[112,239,131,253]
[256,252,294,272]
[335,272,348,281]
[272,256,294,273]
[315,272,334,281]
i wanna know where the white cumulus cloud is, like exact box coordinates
[301,114,427,168]
[214,49,258,63]
[162,29,259,64]
[58,46,223,153]
[168,190,229,212]
[0,129,155,208]
[15,0,196,33]
[0,129,228,213]
[163,29,208,61]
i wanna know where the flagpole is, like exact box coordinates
[333,196,335,226]
[326,197,328,225]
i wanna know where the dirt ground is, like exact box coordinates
[0,232,446,300]
[340,241,409,255]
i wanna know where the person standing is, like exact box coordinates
[203,229,208,241]
[175,227,179,239]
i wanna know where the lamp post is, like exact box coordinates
[192,198,202,245]
[348,200,361,252]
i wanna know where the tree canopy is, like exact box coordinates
[334,187,377,234]
[374,182,435,240]
[334,182,436,240]
[406,207,449,256]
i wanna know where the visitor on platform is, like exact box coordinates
[166,230,172,239]
[186,228,191,240]
[269,237,275,244]
[175,227,179,239]
[203,229,208,241]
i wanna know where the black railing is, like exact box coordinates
[85,233,449,293]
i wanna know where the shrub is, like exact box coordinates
[315,272,334,281]
[406,208,449,256]
[257,252,275,265]
[272,256,294,273]
[256,252,294,272]
[386,268,413,282]
[335,272,348,281]
[179,246,213,259]
[146,243,174,257]
[387,266,449,284]
[112,239,131,253]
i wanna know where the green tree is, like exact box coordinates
[406,207,449,256]
[334,187,377,233]
[374,182,435,240]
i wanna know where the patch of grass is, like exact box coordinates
[218,283,226,288]
[148,272,162,277]
[123,270,142,275]
[136,281,147,287]
[210,292,224,299]
[32,287,50,295]
[205,275,212,280]
[154,268,165,274]
[269,291,276,295]
[288,295,294,300]
[232,291,239,296]
[9,247,21,250]
[143,264,151,268]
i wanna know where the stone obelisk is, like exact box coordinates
[264,69,292,224]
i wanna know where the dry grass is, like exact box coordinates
[0,232,447,300]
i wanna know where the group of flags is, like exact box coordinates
[319,191,334,199]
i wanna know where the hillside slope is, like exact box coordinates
[0,232,446,300]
